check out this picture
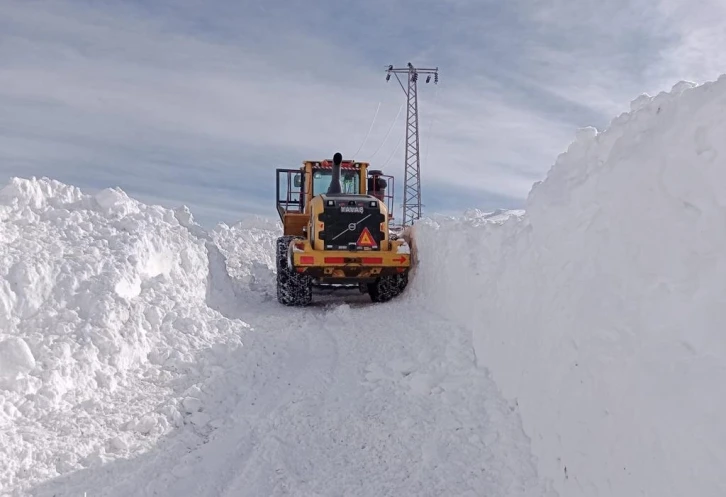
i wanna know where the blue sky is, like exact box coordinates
[1,0,724,227]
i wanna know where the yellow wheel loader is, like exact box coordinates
[275,152,411,306]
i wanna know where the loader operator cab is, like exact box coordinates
[276,157,395,237]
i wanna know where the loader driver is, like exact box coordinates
[342,171,357,194]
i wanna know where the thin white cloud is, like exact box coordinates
[496,0,726,114]
[1,1,401,225]
[652,0,726,86]
[1,0,723,226]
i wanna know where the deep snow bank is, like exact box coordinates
[0,178,263,494]
[411,77,726,497]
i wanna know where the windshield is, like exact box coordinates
[312,169,359,194]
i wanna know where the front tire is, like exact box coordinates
[276,236,312,306]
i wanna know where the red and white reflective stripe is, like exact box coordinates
[323,257,384,265]
[319,160,359,169]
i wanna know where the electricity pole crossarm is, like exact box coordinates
[385,62,438,227]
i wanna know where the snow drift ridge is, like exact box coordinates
[0,178,278,494]
[411,77,726,497]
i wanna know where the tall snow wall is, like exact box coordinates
[0,178,279,493]
[410,77,726,497]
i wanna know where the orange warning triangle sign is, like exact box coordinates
[356,227,377,247]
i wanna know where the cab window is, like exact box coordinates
[312,169,359,194]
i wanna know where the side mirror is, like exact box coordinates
[293,173,301,187]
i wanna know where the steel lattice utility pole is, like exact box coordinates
[386,62,438,227]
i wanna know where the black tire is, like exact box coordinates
[368,273,408,303]
[276,236,313,306]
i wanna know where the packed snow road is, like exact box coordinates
[30,281,548,496]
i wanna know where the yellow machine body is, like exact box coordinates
[274,155,409,305]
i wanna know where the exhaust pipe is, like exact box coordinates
[327,152,343,195]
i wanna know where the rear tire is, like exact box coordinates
[276,236,312,306]
[368,273,408,303]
